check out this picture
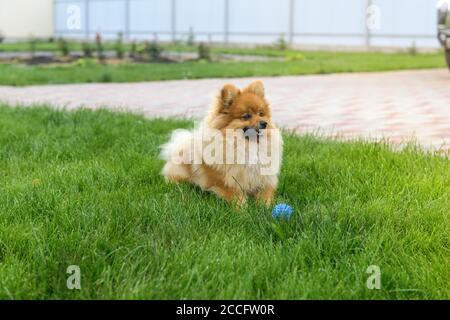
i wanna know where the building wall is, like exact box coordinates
[53,0,439,49]
[0,0,53,39]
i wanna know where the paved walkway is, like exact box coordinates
[0,69,449,153]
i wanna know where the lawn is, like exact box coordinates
[0,45,446,86]
[0,104,448,299]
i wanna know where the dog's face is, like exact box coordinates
[209,81,273,137]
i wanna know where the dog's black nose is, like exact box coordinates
[259,121,267,129]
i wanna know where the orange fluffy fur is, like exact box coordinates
[160,81,283,207]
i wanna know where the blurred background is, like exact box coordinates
[0,0,440,50]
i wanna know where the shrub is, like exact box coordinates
[187,27,195,46]
[130,41,137,58]
[408,41,417,56]
[81,42,93,57]
[198,42,211,61]
[57,37,70,56]
[0,31,4,43]
[29,37,37,57]
[286,53,305,62]
[115,32,124,59]
[145,41,162,61]
[73,58,98,68]
[275,34,288,51]
[100,72,112,82]
[95,33,105,61]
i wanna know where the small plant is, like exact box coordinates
[100,72,112,82]
[0,31,5,43]
[81,41,93,57]
[408,40,417,56]
[130,41,137,58]
[275,34,288,51]
[95,32,105,61]
[286,53,305,62]
[187,27,195,46]
[136,43,146,55]
[198,42,211,61]
[29,36,37,58]
[145,41,162,61]
[73,58,97,67]
[115,32,124,59]
[57,37,70,56]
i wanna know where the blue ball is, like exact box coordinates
[272,203,293,220]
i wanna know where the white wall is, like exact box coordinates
[0,0,53,39]
[54,0,440,49]
[370,0,438,48]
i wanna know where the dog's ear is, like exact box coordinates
[244,80,265,98]
[220,84,240,109]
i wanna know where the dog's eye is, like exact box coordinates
[259,112,265,117]
[242,113,252,120]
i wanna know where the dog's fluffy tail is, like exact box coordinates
[160,129,194,182]
[160,129,193,161]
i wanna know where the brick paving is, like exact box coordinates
[0,69,449,153]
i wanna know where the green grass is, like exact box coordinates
[0,49,446,86]
[0,104,448,299]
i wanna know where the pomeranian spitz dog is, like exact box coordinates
[160,80,283,207]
